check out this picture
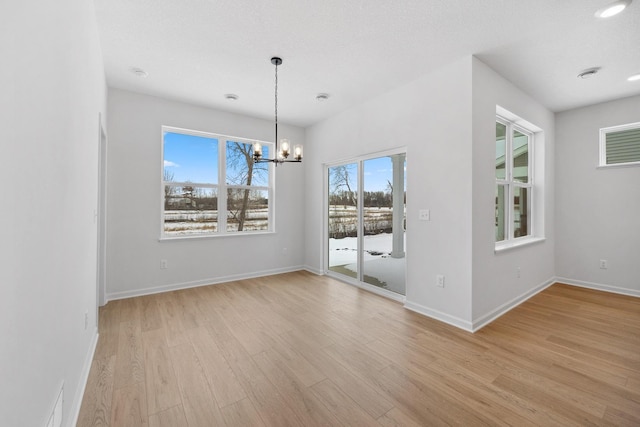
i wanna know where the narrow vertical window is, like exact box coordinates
[495,115,534,245]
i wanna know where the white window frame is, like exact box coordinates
[160,126,274,240]
[495,115,535,248]
[599,121,640,168]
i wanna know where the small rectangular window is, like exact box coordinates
[600,122,640,167]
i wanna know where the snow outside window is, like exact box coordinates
[161,126,272,238]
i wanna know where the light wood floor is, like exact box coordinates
[78,271,640,426]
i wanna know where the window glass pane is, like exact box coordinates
[512,130,529,183]
[495,185,506,242]
[163,132,218,184]
[164,185,217,235]
[226,141,269,187]
[226,188,269,232]
[495,122,506,179]
[605,127,640,165]
[328,163,358,279]
[362,155,406,295]
[513,186,530,238]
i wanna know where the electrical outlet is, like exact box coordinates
[599,259,608,269]
[436,274,445,288]
[419,209,430,221]
[84,311,88,330]
[160,259,168,269]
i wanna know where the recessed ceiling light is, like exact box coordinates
[577,68,600,79]
[224,93,239,101]
[316,93,330,102]
[595,0,631,18]
[628,73,640,82]
[130,67,148,78]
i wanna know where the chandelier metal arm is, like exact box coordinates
[253,56,302,165]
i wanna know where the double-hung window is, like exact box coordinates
[495,117,533,244]
[599,122,640,167]
[162,126,272,238]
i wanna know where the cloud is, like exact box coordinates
[164,160,180,167]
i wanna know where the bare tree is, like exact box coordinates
[330,165,357,207]
[163,169,176,208]
[226,142,268,230]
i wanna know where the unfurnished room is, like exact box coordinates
[2,0,640,426]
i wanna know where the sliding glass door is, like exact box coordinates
[328,162,358,279]
[327,152,406,296]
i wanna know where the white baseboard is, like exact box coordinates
[404,301,474,332]
[555,276,640,298]
[303,265,324,275]
[68,328,99,427]
[403,277,556,333]
[106,265,305,302]
[471,277,556,332]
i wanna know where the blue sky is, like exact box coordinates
[164,132,271,185]
[331,157,406,193]
[364,157,393,192]
[164,132,218,183]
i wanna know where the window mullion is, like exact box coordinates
[507,123,514,240]
[218,138,227,233]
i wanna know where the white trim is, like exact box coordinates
[494,236,546,253]
[160,125,275,239]
[303,265,324,275]
[106,266,304,302]
[69,329,99,427]
[599,121,640,167]
[555,276,640,298]
[403,300,473,332]
[97,115,108,309]
[596,161,640,169]
[159,230,276,242]
[472,277,555,332]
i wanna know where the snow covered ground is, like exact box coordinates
[329,233,406,295]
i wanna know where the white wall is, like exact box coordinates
[0,1,106,426]
[106,89,305,299]
[305,57,558,330]
[471,58,556,326]
[305,57,475,328]
[556,95,640,295]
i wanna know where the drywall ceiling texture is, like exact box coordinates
[94,0,640,127]
[0,0,106,426]
[555,95,640,295]
[106,88,306,300]
[471,58,556,326]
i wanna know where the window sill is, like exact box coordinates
[597,162,640,169]
[159,230,275,241]
[495,237,545,253]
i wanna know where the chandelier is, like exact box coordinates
[253,57,303,165]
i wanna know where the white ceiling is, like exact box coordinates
[95,0,640,127]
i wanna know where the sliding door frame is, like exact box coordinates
[323,146,407,303]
